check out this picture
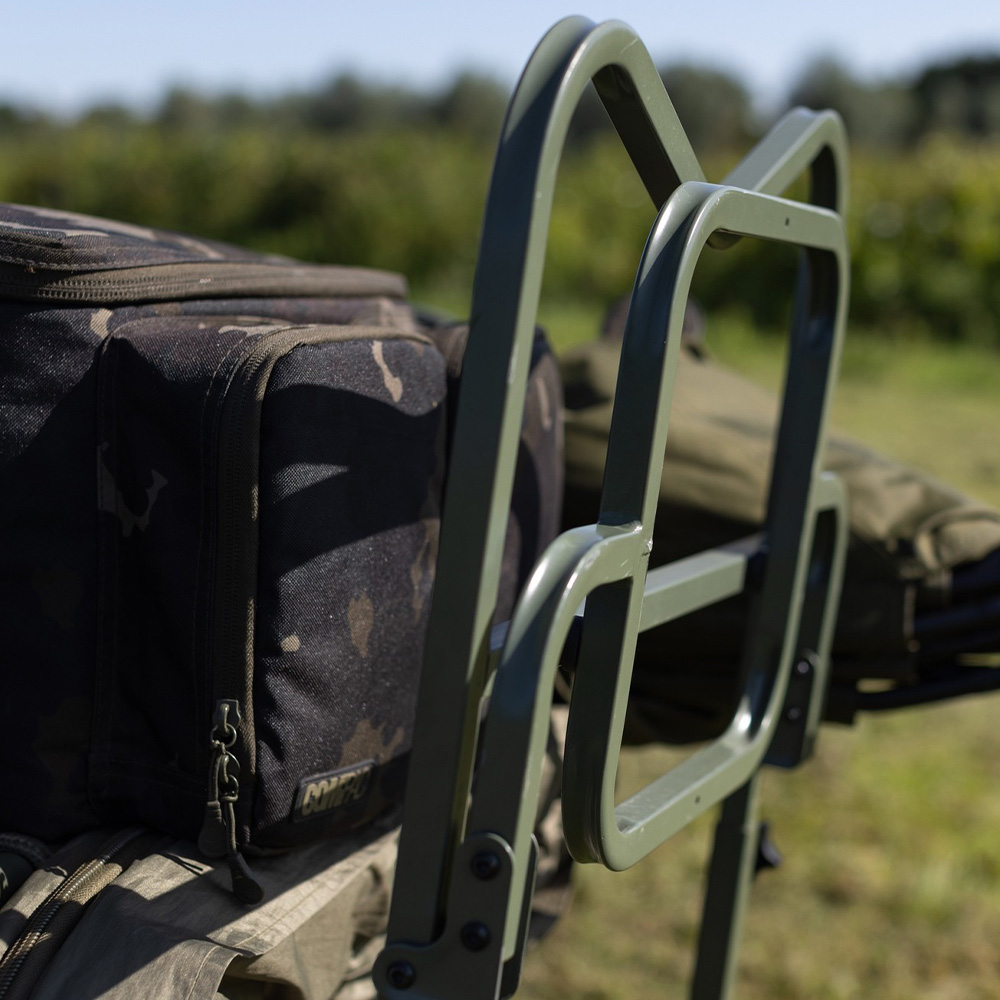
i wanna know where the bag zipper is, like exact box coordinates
[0,828,155,1000]
[0,258,408,305]
[197,700,263,904]
[201,325,434,899]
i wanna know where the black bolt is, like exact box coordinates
[461,921,491,952]
[784,706,803,723]
[386,960,416,990]
[471,851,501,880]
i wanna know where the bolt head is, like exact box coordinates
[460,921,491,952]
[386,960,416,990]
[471,851,501,880]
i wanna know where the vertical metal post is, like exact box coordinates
[690,775,762,1000]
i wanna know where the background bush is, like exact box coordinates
[2,53,1000,343]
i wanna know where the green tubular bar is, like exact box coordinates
[384,14,702,960]
[375,15,851,1000]
[560,182,849,872]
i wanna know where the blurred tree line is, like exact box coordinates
[1,50,1000,343]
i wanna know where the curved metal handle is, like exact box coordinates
[388,14,704,952]
[725,106,848,214]
[474,181,847,925]
[379,15,851,999]
[561,181,848,870]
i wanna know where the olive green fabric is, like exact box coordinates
[3,710,571,1000]
[560,335,1000,741]
[562,338,1000,579]
[21,824,397,1000]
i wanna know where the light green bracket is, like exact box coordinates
[557,181,848,874]
[375,15,850,1000]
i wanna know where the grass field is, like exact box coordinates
[499,307,1000,1000]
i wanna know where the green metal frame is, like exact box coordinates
[374,16,850,1000]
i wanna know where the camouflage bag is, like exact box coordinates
[0,705,572,1000]
[0,203,562,900]
[560,310,1000,743]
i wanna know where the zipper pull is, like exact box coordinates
[218,753,264,904]
[197,701,264,904]
[198,700,238,858]
[197,741,228,859]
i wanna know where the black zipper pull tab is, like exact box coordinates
[198,700,264,903]
[226,842,265,904]
[219,763,264,903]
[198,700,239,858]
[197,745,228,858]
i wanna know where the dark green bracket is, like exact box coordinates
[375,15,850,1000]
[690,474,847,1000]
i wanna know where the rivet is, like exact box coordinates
[461,921,491,952]
[471,851,501,880]
[386,960,416,990]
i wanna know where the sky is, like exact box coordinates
[3,1,999,115]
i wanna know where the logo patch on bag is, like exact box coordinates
[293,760,375,822]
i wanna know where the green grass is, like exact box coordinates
[510,309,1000,999]
[519,702,1000,1000]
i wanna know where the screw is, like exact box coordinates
[471,851,501,880]
[784,706,803,723]
[795,659,811,676]
[461,921,491,952]
[386,960,416,990]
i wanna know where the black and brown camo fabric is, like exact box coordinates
[0,203,564,855]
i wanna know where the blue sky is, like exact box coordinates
[3,1,998,114]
